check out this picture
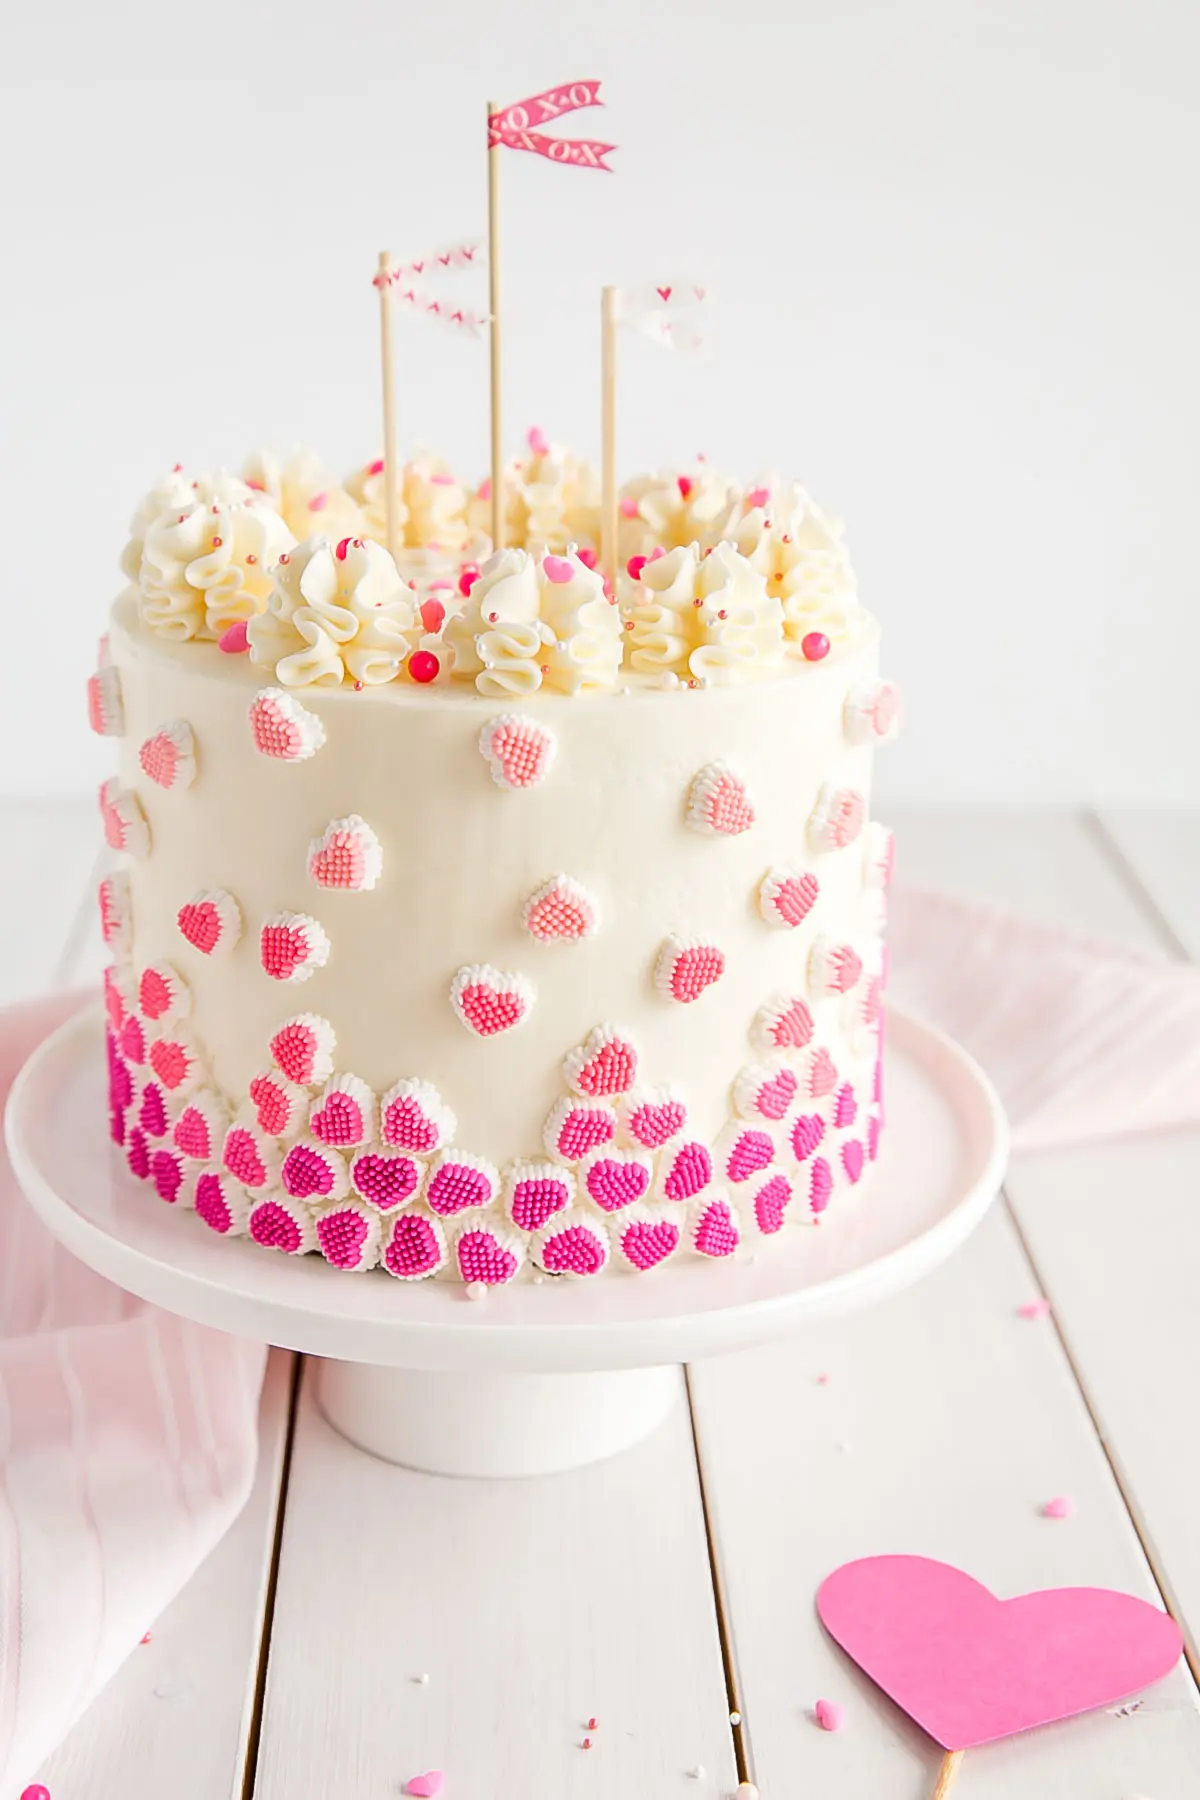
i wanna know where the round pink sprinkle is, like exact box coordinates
[420,596,446,633]
[1018,1297,1052,1319]
[619,497,638,518]
[404,1773,444,1798]
[801,631,830,662]
[409,650,440,684]
[814,1698,844,1732]
[577,546,598,570]
[626,554,647,580]
[367,458,385,476]
[527,425,550,455]
[21,1788,51,1800]
[1041,1494,1076,1519]
[677,474,694,499]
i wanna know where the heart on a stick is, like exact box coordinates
[817,1555,1182,1752]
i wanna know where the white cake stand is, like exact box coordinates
[5,1006,1007,1477]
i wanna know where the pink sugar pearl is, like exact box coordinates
[409,650,440,684]
[801,631,830,662]
[21,1787,52,1800]
[814,1697,844,1731]
[458,563,479,596]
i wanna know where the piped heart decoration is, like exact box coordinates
[563,1025,637,1097]
[686,761,756,837]
[380,1078,456,1153]
[308,815,383,892]
[260,912,331,983]
[249,687,327,762]
[734,1063,798,1122]
[752,994,814,1055]
[691,1196,739,1259]
[808,782,866,853]
[759,867,819,930]
[654,935,725,1005]
[178,890,241,957]
[615,1208,680,1272]
[580,1148,652,1213]
[523,874,599,942]
[479,712,557,790]
[450,964,534,1037]
[844,677,904,747]
[620,1086,687,1150]
[270,1014,336,1087]
[817,1555,1182,1753]
[809,937,864,999]
[139,720,196,791]
[310,1075,374,1147]
[351,1150,422,1212]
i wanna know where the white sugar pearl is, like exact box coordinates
[466,1280,487,1302]
[736,1785,760,1800]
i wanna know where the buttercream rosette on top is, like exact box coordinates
[96,444,901,1293]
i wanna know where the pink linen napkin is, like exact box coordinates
[2,887,1200,1793]
[0,994,266,1800]
[889,884,1200,1151]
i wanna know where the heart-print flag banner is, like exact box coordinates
[373,239,487,337]
[817,1555,1182,1793]
[615,281,711,357]
[488,80,616,170]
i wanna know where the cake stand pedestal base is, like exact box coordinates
[6,1006,1008,1478]
[315,1360,681,1476]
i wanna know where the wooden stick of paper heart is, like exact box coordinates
[486,101,505,549]
[376,250,401,569]
[931,1749,965,1797]
[600,285,618,589]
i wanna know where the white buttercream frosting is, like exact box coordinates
[247,535,418,687]
[243,450,365,543]
[625,542,783,685]
[134,472,295,641]
[619,466,743,560]
[447,548,622,696]
[733,484,868,651]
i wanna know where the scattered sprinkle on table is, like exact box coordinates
[1018,1298,1052,1319]
[404,1774,444,1798]
[815,1697,845,1731]
[21,1787,51,1800]
[686,1765,705,1779]
[736,1786,760,1799]
[413,1672,430,1684]
[1041,1495,1077,1519]
[729,1709,742,1725]
[140,1631,153,1644]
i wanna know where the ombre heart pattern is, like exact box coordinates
[563,1025,637,1098]
[309,1074,374,1147]
[691,1197,739,1259]
[149,1034,200,1093]
[753,995,815,1056]
[139,720,196,791]
[654,935,725,1005]
[505,1162,573,1232]
[249,1070,307,1138]
[686,761,756,836]
[615,1207,680,1272]
[454,1222,523,1285]
[790,1113,826,1163]
[178,890,241,957]
[426,1152,499,1218]
[535,1218,610,1278]
[380,1210,448,1279]
[351,1150,423,1211]
[281,1139,348,1202]
[270,1014,336,1087]
[580,1148,653,1214]
[751,1172,793,1235]
[450,964,534,1036]
[478,713,557,790]
[661,1140,712,1203]
[808,783,866,853]
[523,874,599,942]
[620,1086,687,1151]
[380,1078,456,1153]
[759,867,820,930]
[806,1045,839,1098]
[249,686,327,761]
[261,912,331,983]
[308,816,383,892]
[733,1063,798,1122]
[544,1097,618,1163]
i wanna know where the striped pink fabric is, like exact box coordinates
[3,889,1200,1789]
[0,995,266,1800]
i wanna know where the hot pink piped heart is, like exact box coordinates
[510,1173,571,1232]
[622,1218,679,1271]
[352,1152,420,1211]
[174,1105,213,1160]
[311,1091,366,1147]
[149,1038,190,1090]
[816,1555,1183,1751]
[662,1141,712,1202]
[316,1208,371,1270]
[624,1096,686,1150]
[139,968,173,1020]
[725,1130,774,1184]
[790,1114,826,1162]
[810,1157,833,1213]
[456,1228,518,1285]
[754,1174,793,1234]
[755,1069,797,1120]
[694,1198,739,1258]
[178,900,222,955]
[584,1156,651,1213]
[842,1139,865,1184]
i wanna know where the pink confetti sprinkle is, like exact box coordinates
[307,490,329,512]
[816,1373,829,1385]
[405,1774,444,1798]
[1041,1495,1076,1519]
[367,458,385,476]
[141,1631,153,1644]
[619,497,638,518]
[1018,1297,1052,1319]
[527,426,550,455]
[477,477,492,501]
[746,485,770,508]
[218,620,249,654]
[814,1698,844,1732]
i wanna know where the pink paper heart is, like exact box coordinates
[405,1774,444,1798]
[817,1555,1182,1750]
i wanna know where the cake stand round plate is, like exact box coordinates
[6,1006,1007,1477]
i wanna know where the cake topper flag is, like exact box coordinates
[486,82,617,549]
[600,281,713,584]
[372,240,486,563]
[817,1556,1184,1797]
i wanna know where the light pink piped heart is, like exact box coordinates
[817,1555,1183,1750]
[405,1773,444,1798]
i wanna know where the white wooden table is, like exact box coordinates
[16,801,1200,1799]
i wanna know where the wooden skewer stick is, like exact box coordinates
[376,250,401,569]
[600,285,619,589]
[931,1749,965,1798]
[486,101,505,550]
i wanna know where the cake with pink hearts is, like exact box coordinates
[94,440,899,1291]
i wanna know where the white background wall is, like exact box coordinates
[3,0,1197,805]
